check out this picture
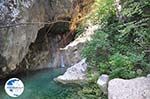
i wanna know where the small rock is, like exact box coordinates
[8,64,16,71]
[54,59,88,84]
[136,69,143,75]
[147,74,150,78]
[2,67,7,72]
[97,74,109,94]
[108,77,150,99]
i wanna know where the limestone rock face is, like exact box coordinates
[0,0,75,77]
[108,77,150,99]
[60,25,99,66]
[54,59,88,84]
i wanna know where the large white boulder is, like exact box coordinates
[97,74,109,94]
[108,77,150,99]
[54,59,88,84]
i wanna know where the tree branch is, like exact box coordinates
[0,20,71,29]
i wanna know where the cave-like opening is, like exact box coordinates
[19,21,76,70]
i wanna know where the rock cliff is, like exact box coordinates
[0,0,93,78]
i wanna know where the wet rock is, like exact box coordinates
[54,59,88,84]
[108,77,150,99]
[97,74,109,94]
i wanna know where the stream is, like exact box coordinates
[0,68,82,99]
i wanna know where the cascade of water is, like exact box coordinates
[60,54,65,68]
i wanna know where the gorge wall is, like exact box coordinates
[0,0,94,78]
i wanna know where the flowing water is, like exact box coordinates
[0,68,82,99]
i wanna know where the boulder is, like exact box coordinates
[147,74,150,78]
[108,77,150,99]
[54,59,88,84]
[97,74,109,94]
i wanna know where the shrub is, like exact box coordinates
[82,31,111,68]
[82,0,150,80]
[91,0,115,23]
[109,53,136,78]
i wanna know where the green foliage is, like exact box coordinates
[77,83,107,99]
[122,0,150,20]
[82,0,150,80]
[109,53,136,78]
[58,82,107,99]
[82,31,110,68]
[122,0,143,18]
[91,0,115,23]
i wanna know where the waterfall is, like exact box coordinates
[60,54,65,68]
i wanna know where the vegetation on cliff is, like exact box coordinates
[83,0,150,79]
[74,0,150,98]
